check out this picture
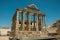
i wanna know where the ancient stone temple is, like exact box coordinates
[11,4,47,38]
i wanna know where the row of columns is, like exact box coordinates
[21,11,30,31]
[19,11,46,31]
[12,10,46,38]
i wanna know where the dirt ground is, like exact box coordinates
[0,36,9,40]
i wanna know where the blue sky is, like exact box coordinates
[0,0,60,27]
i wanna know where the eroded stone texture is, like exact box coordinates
[11,4,47,38]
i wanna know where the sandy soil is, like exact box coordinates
[0,36,9,40]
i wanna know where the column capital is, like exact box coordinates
[26,11,30,15]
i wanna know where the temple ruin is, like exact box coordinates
[11,4,47,38]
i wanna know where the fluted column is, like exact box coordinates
[41,16,43,31]
[33,14,36,31]
[15,10,19,38]
[44,16,46,33]
[26,12,30,31]
[16,11,18,21]
[36,13,38,31]
[21,11,24,31]
[38,15,42,31]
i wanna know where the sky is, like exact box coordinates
[0,0,60,27]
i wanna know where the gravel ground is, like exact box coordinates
[0,36,9,40]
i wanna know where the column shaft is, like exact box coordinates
[26,12,30,31]
[15,10,19,38]
[21,11,24,31]
[40,16,42,31]
[36,13,38,31]
[33,14,36,31]
[44,16,46,33]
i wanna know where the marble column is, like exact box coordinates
[38,15,42,31]
[15,10,19,38]
[44,16,46,33]
[26,12,30,31]
[36,13,38,31]
[21,11,24,31]
[40,15,43,31]
[33,14,36,31]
